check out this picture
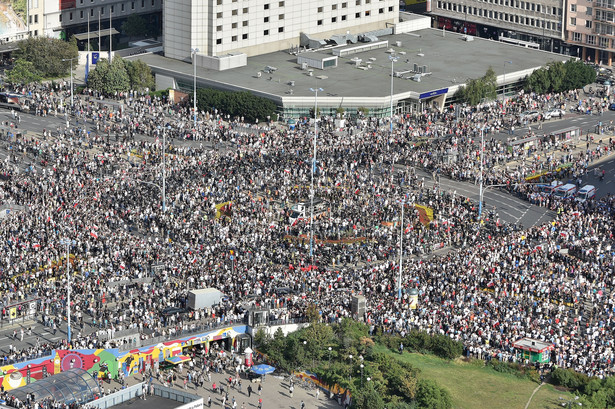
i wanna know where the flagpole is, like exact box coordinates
[98,10,101,54]
[109,8,112,60]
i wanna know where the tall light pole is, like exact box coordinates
[478,126,485,219]
[502,60,512,97]
[62,58,76,107]
[308,87,323,264]
[389,55,398,134]
[360,364,364,387]
[328,347,332,366]
[162,129,166,213]
[191,48,199,130]
[61,239,73,345]
[398,199,404,300]
[348,354,353,381]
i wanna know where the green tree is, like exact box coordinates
[415,379,452,409]
[524,67,551,94]
[12,0,26,19]
[14,36,78,78]
[562,59,596,91]
[195,88,276,123]
[5,58,42,85]
[547,61,566,92]
[351,381,385,409]
[87,58,110,94]
[482,67,498,101]
[88,57,131,95]
[121,14,149,39]
[125,59,155,91]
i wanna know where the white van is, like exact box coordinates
[575,185,597,203]
[553,183,578,199]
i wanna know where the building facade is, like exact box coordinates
[164,0,398,63]
[565,0,615,65]
[428,0,566,53]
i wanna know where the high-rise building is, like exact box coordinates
[164,0,398,63]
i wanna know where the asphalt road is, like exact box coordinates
[0,102,610,354]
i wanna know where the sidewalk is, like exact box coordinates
[107,365,339,409]
[495,131,614,173]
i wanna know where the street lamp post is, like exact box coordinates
[360,364,364,387]
[389,55,399,134]
[398,199,404,300]
[61,58,76,107]
[478,126,485,219]
[61,239,73,345]
[308,87,323,265]
[162,130,166,213]
[502,60,512,97]
[348,354,353,381]
[328,347,332,366]
[191,48,199,130]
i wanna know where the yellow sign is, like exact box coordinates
[9,307,16,319]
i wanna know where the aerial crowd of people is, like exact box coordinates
[0,80,612,387]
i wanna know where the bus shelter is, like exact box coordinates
[548,126,581,143]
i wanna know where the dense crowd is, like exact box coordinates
[0,82,612,384]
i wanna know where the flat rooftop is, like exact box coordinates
[133,27,567,107]
[113,395,179,409]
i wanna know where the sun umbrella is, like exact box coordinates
[251,364,276,375]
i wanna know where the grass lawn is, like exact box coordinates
[373,345,572,409]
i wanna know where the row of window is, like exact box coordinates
[571,32,611,48]
[215,0,388,5]
[214,6,394,44]
[62,0,152,21]
[569,4,593,15]
[437,1,559,29]
[215,3,392,18]
[215,6,393,30]
[569,17,593,28]
[466,0,559,15]
[214,26,284,44]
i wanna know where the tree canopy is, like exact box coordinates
[87,57,153,95]
[5,59,42,85]
[121,15,149,39]
[256,319,453,409]
[14,36,78,78]
[524,59,596,93]
[454,67,499,105]
[195,88,277,123]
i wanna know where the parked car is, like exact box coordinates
[520,110,540,121]
[543,109,566,120]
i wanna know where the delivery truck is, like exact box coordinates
[187,288,224,310]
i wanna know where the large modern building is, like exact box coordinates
[133,14,565,118]
[163,0,398,68]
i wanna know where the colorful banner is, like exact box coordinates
[414,204,433,227]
